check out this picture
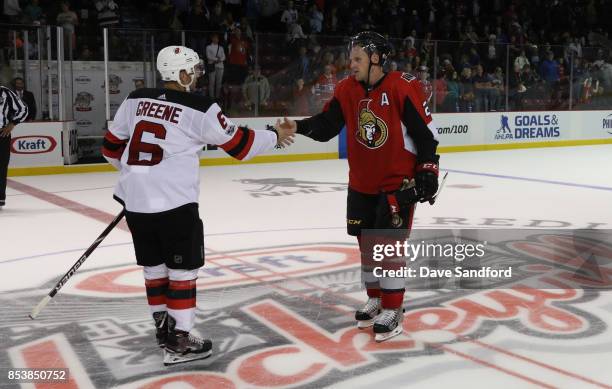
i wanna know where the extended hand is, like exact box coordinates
[0,123,15,137]
[274,117,297,148]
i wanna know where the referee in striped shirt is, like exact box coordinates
[0,85,28,208]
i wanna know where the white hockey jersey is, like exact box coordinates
[102,88,277,213]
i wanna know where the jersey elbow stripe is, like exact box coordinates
[221,126,255,160]
[102,138,126,159]
[102,147,123,159]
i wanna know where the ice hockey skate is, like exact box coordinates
[355,297,381,329]
[153,311,167,348]
[163,315,212,366]
[373,308,404,342]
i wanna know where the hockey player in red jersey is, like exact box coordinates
[102,45,293,365]
[277,31,439,342]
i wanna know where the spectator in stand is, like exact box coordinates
[95,0,119,27]
[2,0,21,23]
[286,21,307,48]
[291,78,312,115]
[486,34,498,69]
[565,36,582,62]
[468,47,481,67]
[444,70,460,112]
[240,17,255,41]
[227,28,250,84]
[23,0,44,24]
[540,51,560,86]
[404,34,417,58]
[417,65,432,102]
[403,62,414,75]
[433,70,448,112]
[280,0,298,31]
[489,66,504,111]
[528,44,540,69]
[12,77,36,121]
[324,6,339,34]
[208,1,226,32]
[420,32,434,63]
[206,33,226,101]
[56,2,79,51]
[320,51,336,74]
[335,53,350,80]
[459,66,475,112]
[521,63,539,91]
[291,46,312,81]
[242,66,270,111]
[472,64,493,111]
[222,12,240,38]
[514,49,530,73]
[313,64,336,109]
[308,3,323,34]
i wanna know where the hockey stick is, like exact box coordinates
[29,209,126,319]
[429,172,449,205]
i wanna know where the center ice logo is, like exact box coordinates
[7,236,612,389]
[236,178,347,197]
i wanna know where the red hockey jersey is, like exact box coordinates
[297,71,438,194]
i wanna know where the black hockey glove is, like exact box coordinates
[415,160,439,202]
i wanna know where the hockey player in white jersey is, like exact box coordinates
[102,45,294,366]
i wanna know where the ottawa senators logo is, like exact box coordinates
[356,99,388,148]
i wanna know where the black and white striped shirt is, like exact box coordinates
[0,86,28,128]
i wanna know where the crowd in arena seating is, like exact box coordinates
[2,0,611,115]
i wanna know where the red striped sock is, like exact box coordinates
[366,287,381,298]
[167,279,197,332]
[381,289,405,309]
[144,277,169,309]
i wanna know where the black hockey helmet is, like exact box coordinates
[348,31,391,66]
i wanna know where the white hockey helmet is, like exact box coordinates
[156,46,204,91]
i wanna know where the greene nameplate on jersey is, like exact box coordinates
[102,89,277,213]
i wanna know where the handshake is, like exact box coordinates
[268,117,298,148]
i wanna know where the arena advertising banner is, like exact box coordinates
[430,113,474,146]
[9,122,64,167]
[433,110,612,147]
[578,110,612,140]
[489,111,572,143]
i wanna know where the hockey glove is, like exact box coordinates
[375,178,419,229]
[415,160,439,202]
